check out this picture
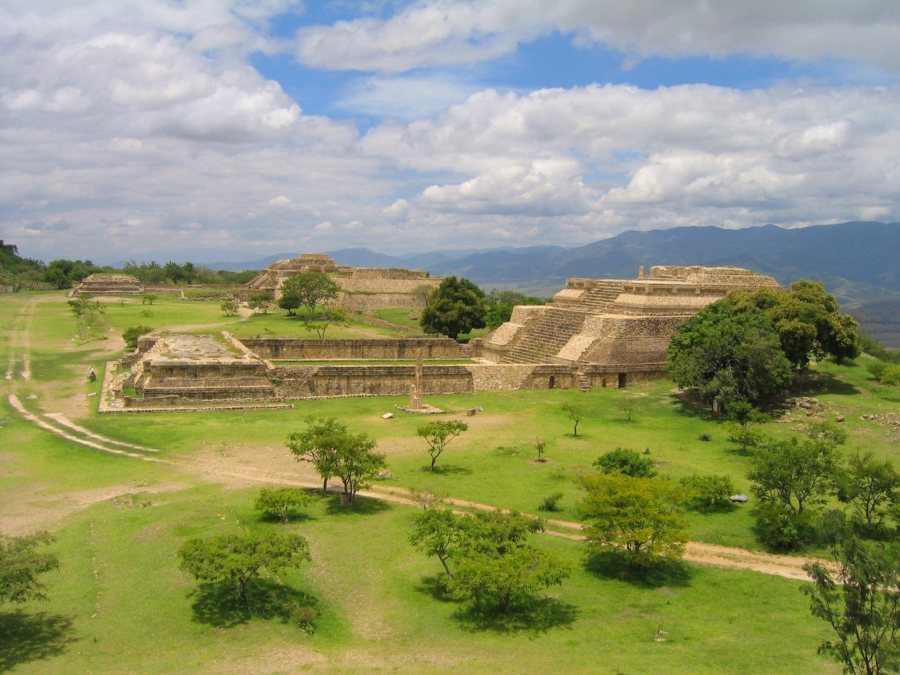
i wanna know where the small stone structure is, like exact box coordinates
[75,273,144,296]
[475,265,778,388]
[245,253,441,311]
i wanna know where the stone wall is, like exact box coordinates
[241,337,462,360]
[340,292,429,312]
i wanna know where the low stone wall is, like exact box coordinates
[242,337,462,360]
[340,292,428,312]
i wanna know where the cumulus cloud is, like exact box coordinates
[294,0,900,73]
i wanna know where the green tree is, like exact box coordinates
[220,300,239,317]
[837,452,899,531]
[254,488,313,523]
[248,291,273,315]
[303,307,350,340]
[417,420,468,471]
[679,474,736,511]
[177,532,310,602]
[668,301,793,407]
[0,531,59,604]
[484,289,545,329]
[578,473,688,565]
[279,272,340,317]
[409,508,471,579]
[594,447,657,478]
[803,534,899,674]
[561,401,586,437]
[286,417,385,505]
[420,276,487,340]
[122,325,153,350]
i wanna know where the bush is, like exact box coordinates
[538,492,563,512]
[698,433,712,442]
[679,474,735,511]
[754,503,815,551]
[122,325,153,350]
[594,447,657,478]
[254,488,312,523]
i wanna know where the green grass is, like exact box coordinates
[1,290,893,672]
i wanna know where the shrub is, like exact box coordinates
[122,325,153,350]
[538,492,563,512]
[754,502,815,551]
[679,474,736,511]
[594,447,657,478]
[254,488,312,523]
[698,433,712,442]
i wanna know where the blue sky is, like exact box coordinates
[1,1,898,263]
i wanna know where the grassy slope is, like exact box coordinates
[2,291,896,672]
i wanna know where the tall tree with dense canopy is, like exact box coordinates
[279,272,340,317]
[667,301,793,407]
[0,531,59,604]
[178,532,310,602]
[420,276,488,340]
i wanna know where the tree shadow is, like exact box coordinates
[452,596,579,634]
[0,610,78,670]
[667,390,714,420]
[421,464,472,476]
[414,574,455,603]
[324,494,392,515]
[188,578,320,629]
[584,552,693,589]
[790,371,860,397]
[257,511,314,524]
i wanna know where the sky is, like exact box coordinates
[1,1,899,264]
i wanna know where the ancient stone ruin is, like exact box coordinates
[74,273,144,296]
[99,265,779,412]
[245,253,441,312]
[476,265,778,387]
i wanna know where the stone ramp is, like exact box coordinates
[502,307,587,363]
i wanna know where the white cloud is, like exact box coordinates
[265,195,293,208]
[294,0,900,73]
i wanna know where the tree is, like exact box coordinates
[409,508,471,579]
[248,291,273,315]
[0,531,59,604]
[444,511,568,614]
[594,447,657,478]
[286,417,385,505]
[578,473,688,565]
[254,488,313,523]
[417,420,468,471]
[279,272,340,317]
[730,281,861,370]
[668,301,793,407]
[303,307,349,340]
[561,401,586,436]
[177,532,310,602]
[220,300,239,317]
[803,534,899,674]
[419,276,487,340]
[748,431,841,516]
[837,452,899,531]
[122,325,153,350]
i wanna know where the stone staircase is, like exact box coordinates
[502,308,587,363]
[574,369,592,392]
[576,281,626,312]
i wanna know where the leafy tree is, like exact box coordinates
[668,301,793,407]
[122,325,153,350]
[248,291,273,314]
[837,452,899,531]
[679,474,736,511]
[279,272,340,317]
[220,300,239,317]
[417,420,468,471]
[726,399,768,454]
[0,531,59,604]
[803,534,899,674]
[484,289,545,329]
[409,508,471,579]
[561,401,586,436]
[444,511,568,614]
[303,307,350,340]
[254,488,313,523]
[748,431,841,516]
[730,281,861,370]
[594,447,657,478]
[286,417,385,505]
[578,473,688,565]
[420,276,488,340]
[177,532,310,602]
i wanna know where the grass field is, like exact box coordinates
[2,290,896,672]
